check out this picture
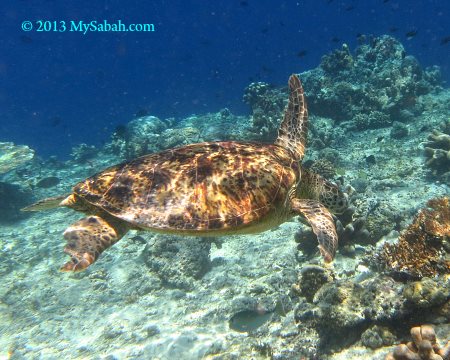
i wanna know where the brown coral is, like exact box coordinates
[385,325,450,360]
[424,130,450,180]
[379,197,450,279]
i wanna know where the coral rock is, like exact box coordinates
[292,264,333,302]
[242,81,286,141]
[301,35,441,125]
[361,325,396,349]
[0,142,34,174]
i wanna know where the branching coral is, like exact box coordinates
[385,325,450,360]
[378,197,450,279]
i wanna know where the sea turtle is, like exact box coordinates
[24,75,348,272]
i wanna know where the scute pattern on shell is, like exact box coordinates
[74,141,298,232]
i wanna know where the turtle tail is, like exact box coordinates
[21,195,69,211]
[275,74,308,161]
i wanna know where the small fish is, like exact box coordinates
[440,36,450,45]
[134,108,149,118]
[239,0,248,6]
[199,38,212,47]
[49,116,62,127]
[326,0,334,3]
[36,176,60,189]
[389,27,399,33]
[114,124,127,138]
[345,4,355,11]
[210,68,221,78]
[20,35,33,44]
[229,310,272,333]
[383,0,389,3]
[297,50,308,58]
[94,70,107,88]
[405,29,418,39]
[356,34,366,44]
[261,65,273,74]
[261,27,269,34]
[331,37,340,43]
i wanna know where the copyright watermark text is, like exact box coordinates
[21,20,155,35]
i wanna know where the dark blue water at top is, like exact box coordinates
[0,0,448,158]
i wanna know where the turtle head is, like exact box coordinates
[319,179,348,214]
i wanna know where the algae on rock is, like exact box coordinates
[0,142,34,174]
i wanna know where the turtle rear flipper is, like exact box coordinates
[61,216,128,272]
[291,198,338,263]
[21,195,69,211]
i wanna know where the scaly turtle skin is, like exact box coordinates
[24,75,348,272]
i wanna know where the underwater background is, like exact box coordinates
[0,1,449,359]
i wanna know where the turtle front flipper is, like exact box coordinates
[61,216,128,272]
[291,198,338,263]
[275,74,308,161]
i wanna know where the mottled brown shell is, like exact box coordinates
[74,141,299,233]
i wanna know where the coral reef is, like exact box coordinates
[320,43,354,73]
[158,127,200,149]
[424,130,450,181]
[301,35,442,128]
[391,121,409,139]
[106,111,253,159]
[292,264,333,302]
[403,278,449,308]
[292,268,450,355]
[140,235,211,290]
[0,142,34,174]
[378,197,450,280]
[295,275,406,352]
[352,111,392,130]
[363,199,402,244]
[386,325,450,360]
[361,325,396,349]
[242,81,286,141]
[178,109,251,142]
[107,115,168,159]
[70,143,97,162]
[2,34,450,360]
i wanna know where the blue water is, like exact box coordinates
[0,0,448,158]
